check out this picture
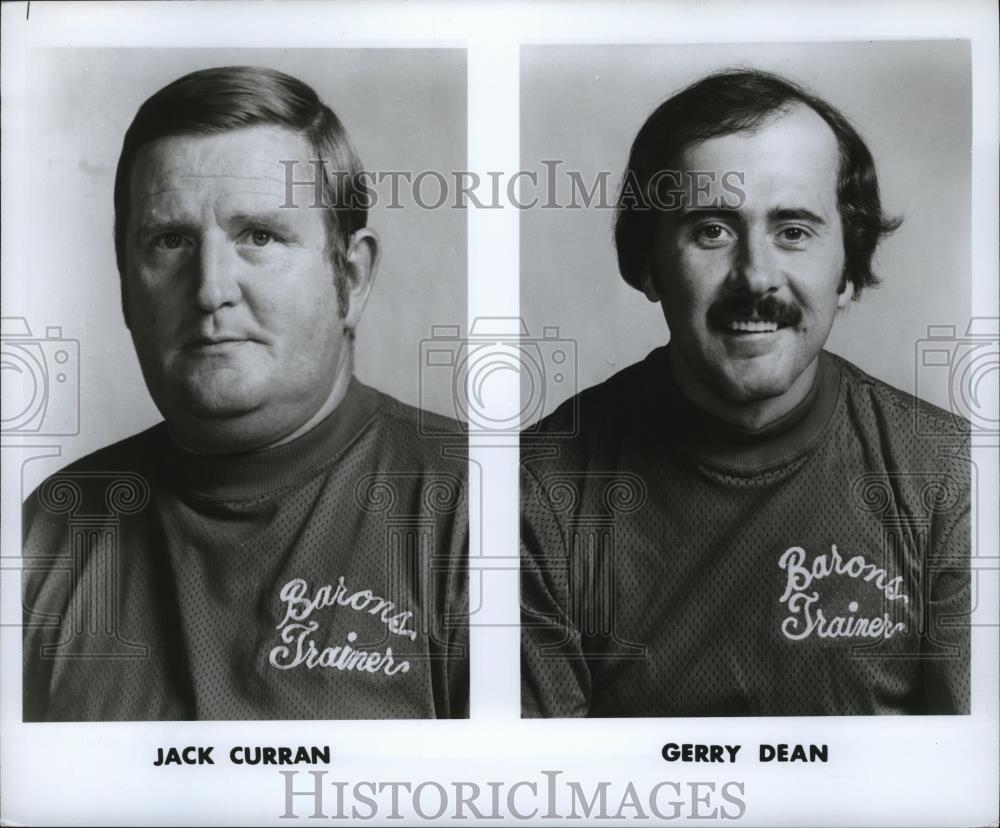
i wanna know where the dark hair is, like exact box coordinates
[613,68,901,298]
[113,65,367,315]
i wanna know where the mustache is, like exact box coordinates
[707,293,803,328]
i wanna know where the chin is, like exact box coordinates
[180,398,260,420]
[167,376,264,420]
[709,369,796,406]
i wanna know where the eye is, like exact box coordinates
[249,229,274,247]
[777,226,812,245]
[693,222,733,246]
[154,232,186,250]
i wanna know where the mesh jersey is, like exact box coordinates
[23,379,468,721]
[521,347,971,717]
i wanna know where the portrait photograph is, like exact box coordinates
[9,47,470,722]
[519,40,977,718]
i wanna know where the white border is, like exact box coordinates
[2,1,997,826]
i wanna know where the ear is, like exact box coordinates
[836,274,855,309]
[342,227,380,329]
[640,268,662,303]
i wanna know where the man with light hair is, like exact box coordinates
[23,66,468,721]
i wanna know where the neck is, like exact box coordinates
[668,350,819,432]
[263,349,355,449]
[169,347,355,455]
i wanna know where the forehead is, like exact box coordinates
[128,125,316,219]
[677,104,841,210]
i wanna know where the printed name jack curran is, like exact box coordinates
[154,745,331,766]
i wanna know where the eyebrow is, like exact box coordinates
[767,207,827,226]
[228,210,299,232]
[134,218,197,242]
[134,210,299,242]
[674,206,828,226]
[675,206,741,222]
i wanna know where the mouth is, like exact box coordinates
[707,295,802,338]
[722,319,781,335]
[183,337,252,351]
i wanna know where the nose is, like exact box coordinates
[730,228,782,295]
[191,233,241,313]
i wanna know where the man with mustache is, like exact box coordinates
[22,66,467,721]
[521,69,970,717]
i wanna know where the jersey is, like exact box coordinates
[23,379,468,721]
[521,347,971,717]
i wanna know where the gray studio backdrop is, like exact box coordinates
[13,47,466,488]
[519,40,972,421]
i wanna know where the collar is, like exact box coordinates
[643,346,842,474]
[156,377,383,501]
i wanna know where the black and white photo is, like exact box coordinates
[1,4,996,826]
[520,43,975,717]
[15,52,469,721]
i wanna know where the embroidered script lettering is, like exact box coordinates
[269,577,416,675]
[277,577,417,640]
[777,545,909,642]
[269,625,409,675]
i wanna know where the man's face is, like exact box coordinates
[125,125,362,452]
[647,104,852,416]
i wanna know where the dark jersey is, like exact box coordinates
[23,379,468,721]
[521,348,970,717]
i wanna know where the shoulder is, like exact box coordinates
[50,422,167,472]
[528,348,665,439]
[522,349,667,478]
[361,386,467,476]
[24,423,167,494]
[827,351,970,439]
[825,352,970,501]
[21,425,167,618]
[345,388,468,526]
[377,390,463,437]
[23,423,166,528]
